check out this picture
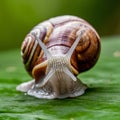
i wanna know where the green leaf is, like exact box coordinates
[0,36,120,120]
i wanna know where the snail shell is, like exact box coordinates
[16,15,100,99]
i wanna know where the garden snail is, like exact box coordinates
[16,15,101,99]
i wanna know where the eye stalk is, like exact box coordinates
[31,28,87,87]
[66,28,86,61]
[31,32,52,59]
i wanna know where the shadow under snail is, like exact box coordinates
[16,15,101,99]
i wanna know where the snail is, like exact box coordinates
[16,15,101,99]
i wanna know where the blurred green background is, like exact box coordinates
[0,0,120,51]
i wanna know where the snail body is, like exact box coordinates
[16,15,101,99]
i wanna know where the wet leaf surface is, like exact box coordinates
[0,36,120,120]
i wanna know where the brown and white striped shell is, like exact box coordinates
[16,15,101,99]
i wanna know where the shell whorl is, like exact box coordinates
[21,15,100,80]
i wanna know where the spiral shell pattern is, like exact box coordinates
[21,15,100,79]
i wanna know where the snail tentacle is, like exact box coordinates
[66,28,86,60]
[36,69,54,88]
[63,67,77,81]
[31,32,52,59]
